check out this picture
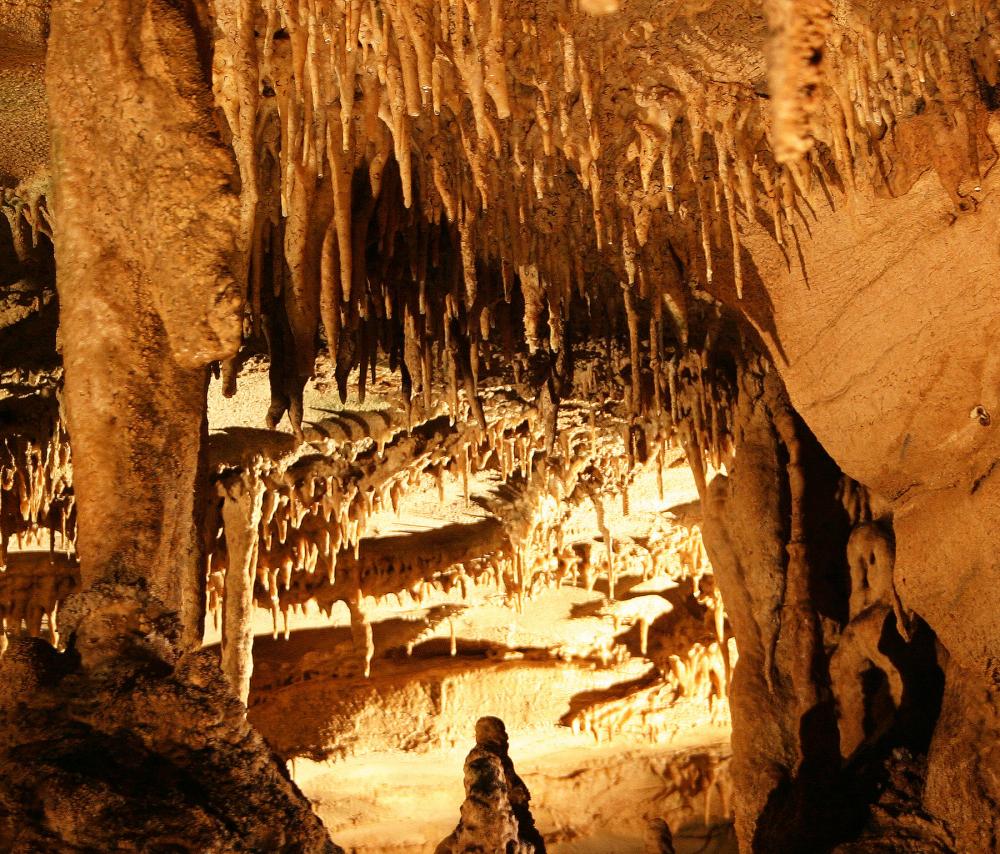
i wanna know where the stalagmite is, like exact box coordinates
[436,717,546,853]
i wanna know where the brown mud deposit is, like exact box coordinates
[0,0,997,850]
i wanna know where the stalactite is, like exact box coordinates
[219,472,266,705]
[192,0,993,438]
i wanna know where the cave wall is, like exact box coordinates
[696,350,990,852]
[721,113,1000,852]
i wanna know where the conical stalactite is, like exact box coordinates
[0,551,78,648]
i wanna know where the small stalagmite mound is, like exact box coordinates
[436,716,546,854]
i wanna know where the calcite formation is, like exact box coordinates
[436,717,546,854]
[201,370,719,704]
[244,495,733,765]
[0,0,997,850]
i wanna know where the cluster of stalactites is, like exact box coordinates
[662,349,736,477]
[261,505,716,674]
[566,519,731,741]
[0,552,79,650]
[569,640,731,745]
[623,1,999,297]
[205,389,708,678]
[783,2,1000,171]
[1,185,53,256]
[0,412,77,652]
[0,419,76,569]
[206,0,999,440]
[205,399,548,642]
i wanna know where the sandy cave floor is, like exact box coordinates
[203,362,737,853]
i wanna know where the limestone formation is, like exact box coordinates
[436,716,546,854]
[0,584,340,853]
[0,0,997,850]
[645,818,676,854]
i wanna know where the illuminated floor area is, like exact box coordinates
[294,732,735,853]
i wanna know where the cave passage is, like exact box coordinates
[0,0,997,851]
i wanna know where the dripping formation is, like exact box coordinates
[0,0,998,850]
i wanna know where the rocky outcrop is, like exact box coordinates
[700,358,849,850]
[0,584,338,853]
[436,717,546,854]
[699,355,949,852]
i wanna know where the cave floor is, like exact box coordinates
[292,728,736,853]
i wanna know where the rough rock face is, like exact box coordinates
[0,584,339,853]
[436,717,546,854]
[645,819,676,854]
[699,357,951,851]
[701,360,851,850]
[0,1,48,190]
[735,159,1000,851]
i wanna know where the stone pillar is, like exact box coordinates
[697,359,854,851]
[46,0,243,647]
